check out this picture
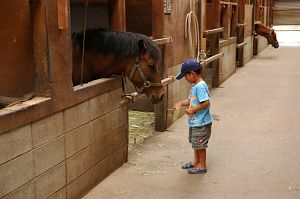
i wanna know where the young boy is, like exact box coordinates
[175,59,213,174]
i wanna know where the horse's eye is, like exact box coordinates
[148,64,155,68]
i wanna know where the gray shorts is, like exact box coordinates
[189,123,212,149]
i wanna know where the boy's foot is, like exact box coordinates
[181,162,195,169]
[188,167,207,174]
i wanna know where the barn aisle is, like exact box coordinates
[83,46,300,199]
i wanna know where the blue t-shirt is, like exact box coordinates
[188,81,212,127]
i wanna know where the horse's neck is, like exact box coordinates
[89,54,132,77]
[256,25,271,37]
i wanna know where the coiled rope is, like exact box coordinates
[184,0,200,60]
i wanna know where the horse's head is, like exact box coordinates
[126,36,165,104]
[71,29,165,103]
[269,29,279,48]
[255,24,279,48]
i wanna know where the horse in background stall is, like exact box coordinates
[254,23,279,49]
[71,28,164,104]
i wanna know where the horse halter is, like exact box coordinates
[128,57,163,94]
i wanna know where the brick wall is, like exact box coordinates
[0,87,128,199]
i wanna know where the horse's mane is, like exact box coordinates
[255,24,273,36]
[72,28,160,61]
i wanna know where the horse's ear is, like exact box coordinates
[138,39,147,54]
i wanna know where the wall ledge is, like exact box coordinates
[219,37,237,48]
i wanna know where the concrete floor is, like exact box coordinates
[83,46,300,199]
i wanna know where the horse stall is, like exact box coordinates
[0,1,279,198]
[0,1,129,198]
[243,0,276,61]
[125,0,232,132]
[123,0,278,135]
[201,0,235,86]
[253,0,269,55]
[124,0,194,132]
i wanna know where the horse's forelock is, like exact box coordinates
[134,33,161,62]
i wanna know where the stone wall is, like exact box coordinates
[166,64,191,127]
[219,38,237,85]
[0,87,128,199]
[256,35,268,54]
[243,36,254,65]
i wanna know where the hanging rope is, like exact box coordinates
[184,0,200,60]
[80,0,89,86]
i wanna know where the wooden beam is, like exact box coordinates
[220,1,237,6]
[30,0,51,96]
[57,0,69,29]
[237,23,247,27]
[236,41,247,48]
[211,0,221,88]
[201,0,206,39]
[153,37,172,45]
[152,0,164,38]
[204,27,224,35]
[254,20,262,24]
[110,0,125,30]
[152,0,167,132]
[237,0,246,67]
[161,76,175,86]
[71,0,108,2]
[200,52,224,66]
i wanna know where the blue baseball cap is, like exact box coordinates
[175,59,202,80]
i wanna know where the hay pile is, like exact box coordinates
[128,110,154,150]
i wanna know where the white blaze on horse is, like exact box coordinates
[72,28,165,104]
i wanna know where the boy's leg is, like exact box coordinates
[187,149,207,174]
[193,149,200,166]
[197,149,207,169]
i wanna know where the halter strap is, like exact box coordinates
[128,57,163,94]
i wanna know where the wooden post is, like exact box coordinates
[231,5,238,38]
[152,0,166,132]
[201,0,206,38]
[200,0,207,51]
[268,0,274,26]
[237,0,245,67]
[211,0,221,88]
[57,0,69,29]
[30,0,51,96]
[110,0,126,31]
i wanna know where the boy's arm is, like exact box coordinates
[185,99,210,115]
[174,99,190,109]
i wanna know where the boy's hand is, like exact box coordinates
[174,102,182,110]
[185,107,195,115]
[174,99,190,110]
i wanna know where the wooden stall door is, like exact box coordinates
[0,1,35,97]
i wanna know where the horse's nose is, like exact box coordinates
[150,93,164,104]
[160,93,164,101]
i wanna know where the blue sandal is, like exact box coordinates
[188,167,207,174]
[181,162,195,169]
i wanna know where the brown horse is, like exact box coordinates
[255,23,279,48]
[72,28,164,104]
